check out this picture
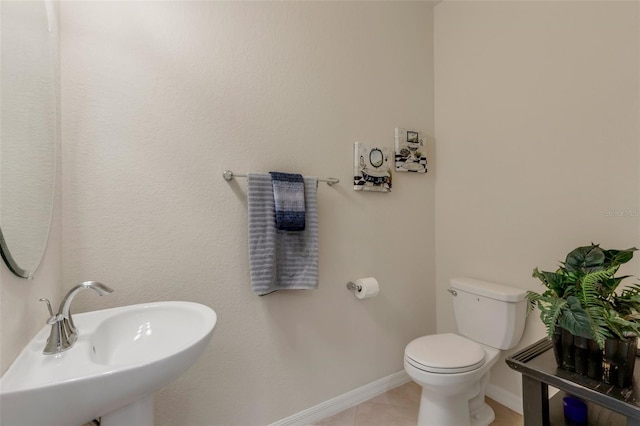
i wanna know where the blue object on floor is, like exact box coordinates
[563,395,587,425]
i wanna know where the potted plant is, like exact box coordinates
[528,244,638,386]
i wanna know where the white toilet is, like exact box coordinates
[404,277,527,426]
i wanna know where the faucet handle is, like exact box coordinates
[39,298,54,316]
[40,298,63,327]
[46,313,64,325]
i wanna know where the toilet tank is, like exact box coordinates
[450,277,527,350]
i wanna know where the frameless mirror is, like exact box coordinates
[369,148,383,168]
[0,0,58,278]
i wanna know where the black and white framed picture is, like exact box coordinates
[353,142,392,192]
[395,128,427,173]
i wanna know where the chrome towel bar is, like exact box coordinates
[223,170,339,186]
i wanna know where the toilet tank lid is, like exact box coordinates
[450,277,526,302]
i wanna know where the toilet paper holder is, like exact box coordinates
[346,282,362,291]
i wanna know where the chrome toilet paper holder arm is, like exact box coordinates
[346,282,362,291]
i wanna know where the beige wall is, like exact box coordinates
[60,2,435,424]
[434,0,640,400]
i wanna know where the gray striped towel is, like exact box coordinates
[248,173,319,296]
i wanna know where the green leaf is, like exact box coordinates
[579,265,619,303]
[603,309,640,340]
[526,291,540,315]
[603,247,637,266]
[600,275,632,293]
[532,268,570,297]
[585,306,612,348]
[564,244,605,273]
[558,296,595,339]
[530,293,567,338]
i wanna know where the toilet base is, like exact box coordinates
[470,403,494,426]
[417,389,467,426]
[416,388,495,426]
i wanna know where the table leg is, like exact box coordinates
[628,417,640,426]
[522,375,550,426]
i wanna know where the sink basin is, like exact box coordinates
[0,301,217,426]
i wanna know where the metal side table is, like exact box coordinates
[506,339,640,425]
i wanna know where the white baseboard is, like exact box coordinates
[270,372,524,425]
[485,384,523,415]
[269,371,411,426]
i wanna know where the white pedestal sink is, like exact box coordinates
[0,301,217,426]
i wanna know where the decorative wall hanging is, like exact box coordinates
[353,142,392,192]
[394,128,427,173]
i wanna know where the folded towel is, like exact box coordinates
[248,173,319,296]
[269,172,306,231]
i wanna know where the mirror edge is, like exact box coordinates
[0,228,31,279]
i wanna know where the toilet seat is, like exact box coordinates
[405,333,485,374]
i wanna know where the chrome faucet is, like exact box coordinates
[39,281,114,354]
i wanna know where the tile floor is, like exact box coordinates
[312,381,523,426]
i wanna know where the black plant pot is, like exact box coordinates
[560,328,576,371]
[573,336,590,376]
[552,326,563,367]
[587,339,603,381]
[602,337,637,388]
[552,327,637,387]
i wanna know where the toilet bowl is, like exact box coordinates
[405,334,500,426]
[404,278,527,426]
